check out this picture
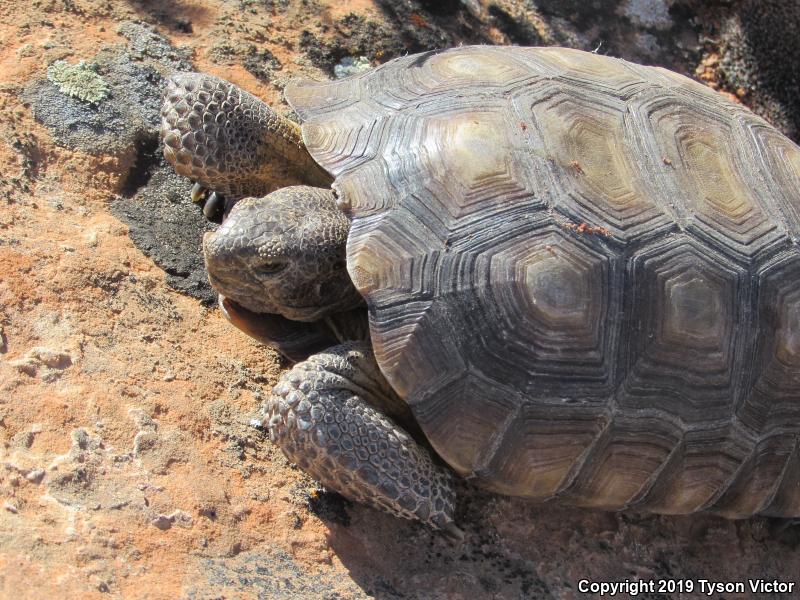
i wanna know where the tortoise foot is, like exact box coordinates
[265,342,462,538]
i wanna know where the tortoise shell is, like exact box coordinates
[285,46,800,517]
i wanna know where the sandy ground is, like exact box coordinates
[1,1,799,598]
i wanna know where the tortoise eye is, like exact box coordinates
[258,260,288,275]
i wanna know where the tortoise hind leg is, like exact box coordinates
[265,342,462,538]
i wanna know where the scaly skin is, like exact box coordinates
[203,186,364,322]
[266,342,462,538]
[161,75,462,536]
[160,73,332,202]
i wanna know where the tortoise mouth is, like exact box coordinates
[219,295,247,324]
[219,295,272,341]
[218,294,329,324]
[219,295,322,348]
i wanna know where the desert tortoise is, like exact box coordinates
[161,46,800,536]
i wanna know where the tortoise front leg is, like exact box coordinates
[160,72,333,218]
[265,342,463,538]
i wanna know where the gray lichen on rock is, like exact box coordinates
[334,56,372,79]
[47,60,110,103]
[26,21,216,305]
[25,22,192,157]
[117,20,193,70]
[621,0,673,31]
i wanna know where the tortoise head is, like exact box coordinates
[203,186,364,322]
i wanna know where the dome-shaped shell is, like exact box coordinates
[285,46,800,517]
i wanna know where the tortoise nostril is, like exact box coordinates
[202,231,232,271]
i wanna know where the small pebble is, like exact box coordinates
[29,347,72,369]
[151,514,173,530]
[9,358,38,376]
[16,43,36,58]
[171,510,193,527]
[25,469,45,483]
[4,502,18,514]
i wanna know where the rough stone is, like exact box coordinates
[110,161,217,305]
[184,549,370,599]
[24,45,164,157]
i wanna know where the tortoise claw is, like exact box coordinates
[189,183,226,222]
[441,521,465,543]
[190,182,207,204]
[202,192,225,222]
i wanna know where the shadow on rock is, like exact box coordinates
[110,159,217,306]
[719,0,800,141]
[319,483,800,599]
[25,21,216,305]
[299,0,701,78]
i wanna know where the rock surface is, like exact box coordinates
[1,0,799,598]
